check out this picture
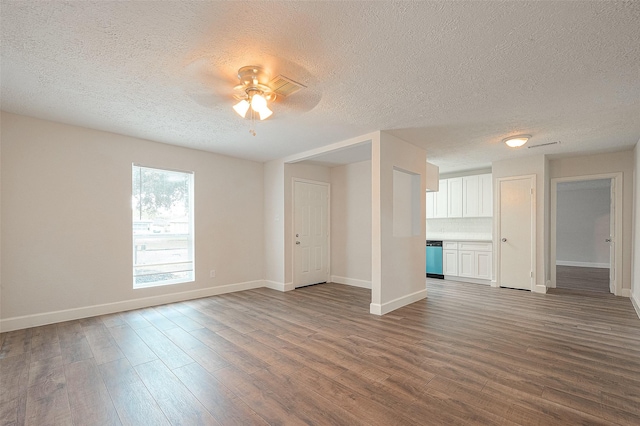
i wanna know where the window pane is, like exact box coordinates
[132,165,194,288]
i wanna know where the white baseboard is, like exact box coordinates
[556,260,610,268]
[330,275,372,289]
[534,284,548,294]
[0,280,265,333]
[620,288,631,297]
[444,276,491,286]
[370,288,427,316]
[263,281,294,292]
[631,291,640,320]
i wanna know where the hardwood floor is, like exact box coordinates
[1,279,639,425]
[556,265,611,293]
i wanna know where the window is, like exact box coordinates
[132,164,194,288]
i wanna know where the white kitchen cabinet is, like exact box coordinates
[426,191,436,219]
[428,175,491,219]
[478,174,493,217]
[443,242,458,276]
[458,250,474,277]
[435,179,448,218]
[463,174,492,218]
[427,180,448,219]
[447,178,463,218]
[443,241,493,284]
[474,250,493,280]
[462,176,480,217]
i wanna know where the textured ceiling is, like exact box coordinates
[1,1,639,172]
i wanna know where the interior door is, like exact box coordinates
[609,181,615,293]
[294,181,329,287]
[499,177,534,290]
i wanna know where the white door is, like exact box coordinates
[294,181,329,287]
[609,181,615,293]
[499,177,534,290]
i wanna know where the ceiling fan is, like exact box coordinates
[231,65,306,134]
[182,57,320,134]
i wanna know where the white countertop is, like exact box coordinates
[426,233,492,242]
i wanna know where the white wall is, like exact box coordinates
[426,217,492,237]
[556,182,611,267]
[550,150,634,294]
[330,160,372,287]
[492,154,547,291]
[1,112,264,330]
[371,132,427,314]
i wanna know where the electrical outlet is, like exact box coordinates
[210,269,216,278]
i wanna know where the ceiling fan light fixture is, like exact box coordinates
[233,100,250,118]
[258,107,273,120]
[503,134,531,148]
[250,93,267,112]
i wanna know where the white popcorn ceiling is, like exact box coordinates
[1,1,639,172]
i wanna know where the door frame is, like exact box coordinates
[494,174,536,291]
[292,178,331,288]
[550,173,622,295]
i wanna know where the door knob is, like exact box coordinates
[501,238,507,242]
[296,241,300,245]
[605,238,612,243]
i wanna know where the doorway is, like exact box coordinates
[556,179,611,293]
[293,179,330,288]
[550,173,622,295]
[496,175,536,290]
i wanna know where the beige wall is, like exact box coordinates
[549,150,634,293]
[1,112,264,328]
[372,132,427,314]
[263,159,285,286]
[330,160,372,285]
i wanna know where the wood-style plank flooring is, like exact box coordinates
[557,265,611,293]
[2,279,640,425]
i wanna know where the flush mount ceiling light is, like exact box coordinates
[503,134,531,148]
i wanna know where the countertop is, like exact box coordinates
[426,233,492,242]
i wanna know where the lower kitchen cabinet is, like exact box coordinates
[442,241,492,284]
[443,248,458,276]
[474,250,492,280]
[458,250,475,278]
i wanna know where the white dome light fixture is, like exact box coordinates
[233,66,275,135]
[503,134,531,148]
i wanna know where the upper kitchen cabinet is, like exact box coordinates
[447,178,463,218]
[478,174,493,217]
[462,174,493,217]
[426,179,448,218]
[426,174,492,219]
[462,176,480,217]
